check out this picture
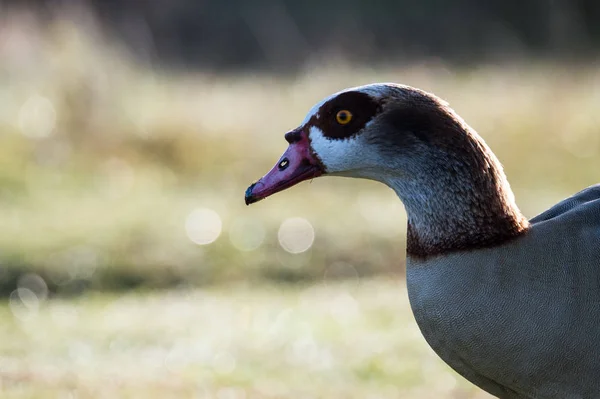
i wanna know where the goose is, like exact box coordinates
[244,83,600,399]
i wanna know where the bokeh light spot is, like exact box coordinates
[18,94,56,138]
[9,288,39,321]
[277,217,314,254]
[228,217,265,251]
[185,208,222,245]
[17,273,48,301]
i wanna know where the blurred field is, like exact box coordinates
[1,16,599,295]
[1,278,493,399]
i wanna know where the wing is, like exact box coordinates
[530,184,600,224]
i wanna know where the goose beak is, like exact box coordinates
[245,130,324,205]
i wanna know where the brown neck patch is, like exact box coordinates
[308,91,382,140]
[406,215,530,260]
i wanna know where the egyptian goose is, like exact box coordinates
[244,84,600,398]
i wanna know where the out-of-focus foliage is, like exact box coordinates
[7,0,600,70]
[0,6,599,297]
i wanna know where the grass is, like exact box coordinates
[1,278,492,399]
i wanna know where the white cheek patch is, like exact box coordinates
[299,84,401,175]
[309,126,370,173]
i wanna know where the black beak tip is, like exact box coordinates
[245,194,256,206]
[245,183,259,206]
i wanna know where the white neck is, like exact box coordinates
[380,164,529,258]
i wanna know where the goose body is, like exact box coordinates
[245,83,600,398]
[409,185,600,398]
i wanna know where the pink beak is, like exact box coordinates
[245,129,324,205]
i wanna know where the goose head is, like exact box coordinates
[245,83,529,258]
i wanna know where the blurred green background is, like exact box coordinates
[1,1,599,398]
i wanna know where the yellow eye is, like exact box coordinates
[335,110,353,125]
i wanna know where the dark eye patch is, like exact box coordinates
[311,91,381,140]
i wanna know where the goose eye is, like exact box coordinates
[335,110,353,125]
